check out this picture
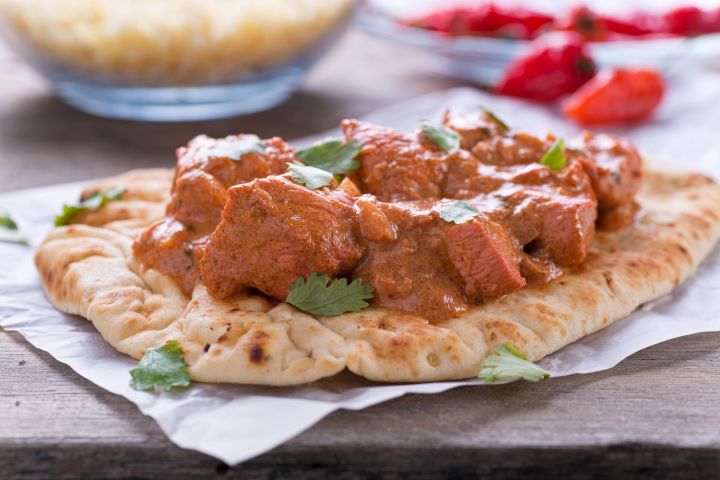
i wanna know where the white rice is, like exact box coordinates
[0,0,353,85]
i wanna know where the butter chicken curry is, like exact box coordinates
[133,110,642,321]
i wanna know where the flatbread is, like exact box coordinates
[35,165,720,385]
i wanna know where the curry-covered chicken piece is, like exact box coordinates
[443,110,642,231]
[133,112,644,322]
[341,119,447,202]
[202,181,528,321]
[443,214,526,300]
[168,134,293,231]
[354,198,525,321]
[133,134,293,294]
[441,109,509,150]
[503,161,598,267]
[444,146,597,278]
[443,110,549,166]
[200,175,365,301]
[571,132,643,231]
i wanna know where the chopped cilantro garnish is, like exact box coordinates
[205,135,265,160]
[483,108,510,132]
[478,342,550,383]
[0,214,18,230]
[0,212,28,245]
[539,139,566,170]
[296,138,362,175]
[287,163,334,190]
[439,201,480,224]
[55,187,126,226]
[286,273,375,317]
[421,121,461,153]
[130,341,191,392]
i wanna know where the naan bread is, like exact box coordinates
[35,165,720,385]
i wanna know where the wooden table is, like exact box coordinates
[2,29,720,479]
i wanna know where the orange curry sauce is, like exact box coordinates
[133,111,642,321]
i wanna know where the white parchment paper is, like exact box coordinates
[2,78,720,465]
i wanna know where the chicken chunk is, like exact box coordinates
[442,110,503,150]
[353,200,470,321]
[133,134,293,294]
[445,157,597,268]
[354,199,525,320]
[342,119,447,202]
[170,134,293,231]
[201,176,365,301]
[572,132,643,230]
[510,162,598,266]
[445,219,526,300]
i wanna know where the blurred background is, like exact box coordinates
[1,0,719,190]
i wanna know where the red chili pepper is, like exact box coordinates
[464,5,514,33]
[702,7,720,33]
[562,68,665,125]
[662,6,705,35]
[555,6,609,41]
[464,4,553,39]
[404,4,553,40]
[496,32,596,102]
[404,7,467,34]
[601,11,662,37]
[404,3,720,40]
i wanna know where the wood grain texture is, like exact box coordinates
[2,28,720,479]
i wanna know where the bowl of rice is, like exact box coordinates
[0,0,354,121]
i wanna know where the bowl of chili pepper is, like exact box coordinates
[357,0,720,85]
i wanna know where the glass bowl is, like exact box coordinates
[357,0,720,86]
[0,0,354,121]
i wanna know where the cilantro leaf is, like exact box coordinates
[539,139,566,170]
[0,212,28,245]
[478,342,550,383]
[439,201,479,224]
[205,135,265,160]
[296,138,362,175]
[286,273,375,316]
[129,340,191,392]
[421,121,461,153]
[0,214,18,231]
[287,163,334,190]
[54,187,126,226]
[483,108,510,132]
